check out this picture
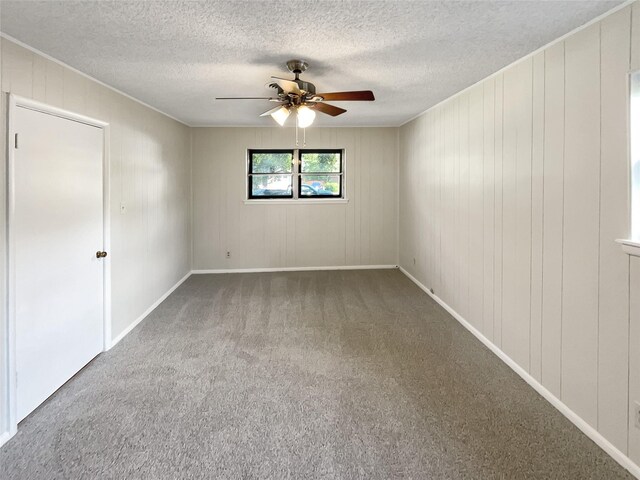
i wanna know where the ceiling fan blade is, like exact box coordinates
[259,105,287,117]
[313,102,347,117]
[270,77,302,95]
[216,97,279,100]
[316,90,375,101]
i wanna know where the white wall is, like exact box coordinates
[399,2,640,469]
[0,38,192,439]
[191,127,398,270]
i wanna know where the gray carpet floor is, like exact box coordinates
[0,269,633,479]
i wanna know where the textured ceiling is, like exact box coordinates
[0,0,625,126]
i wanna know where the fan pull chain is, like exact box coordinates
[294,118,307,146]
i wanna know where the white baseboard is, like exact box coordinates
[192,265,398,274]
[0,430,15,449]
[108,271,192,349]
[398,266,640,479]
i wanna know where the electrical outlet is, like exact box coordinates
[226,251,231,259]
[635,401,640,429]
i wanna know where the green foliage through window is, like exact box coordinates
[301,152,341,173]
[251,152,293,173]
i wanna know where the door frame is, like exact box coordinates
[4,93,111,437]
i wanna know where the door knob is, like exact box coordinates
[96,251,108,258]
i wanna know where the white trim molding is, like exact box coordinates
[616,239,640,257]
[192,265,397,274]
[398,266,640,479]
[108,271,192,349]
[0,431,14,449]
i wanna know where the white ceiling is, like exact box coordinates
[0,0,624,126]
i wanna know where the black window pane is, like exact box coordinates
[251,152,293,173]
[300,152,341,173]
[300,175,341,197]
[250,175,293,197]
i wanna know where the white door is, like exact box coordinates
[14,105,105,421]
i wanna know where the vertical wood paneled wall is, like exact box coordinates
[191,127,398,270]
[0,38,192,437]
[399,4,640,466]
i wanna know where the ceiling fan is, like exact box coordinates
[216,59,375,128]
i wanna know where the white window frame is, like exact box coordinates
[618,71,640,256]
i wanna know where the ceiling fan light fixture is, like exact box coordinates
[297,105,316,128]
[271,105,290,126]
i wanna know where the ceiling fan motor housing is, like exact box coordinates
[298,80,316,96]
[285,60,316,96]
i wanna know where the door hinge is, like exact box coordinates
[14,133,18,149]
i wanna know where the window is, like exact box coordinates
[248,149,344,200]
[248,150,294,199]
[299,150,343,198]
[631,72,640,241]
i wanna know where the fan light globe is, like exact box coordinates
[297,105,316,128]
[271,106,290,126]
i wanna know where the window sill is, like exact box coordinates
[616,239,640,257]
[244,198,349,205]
